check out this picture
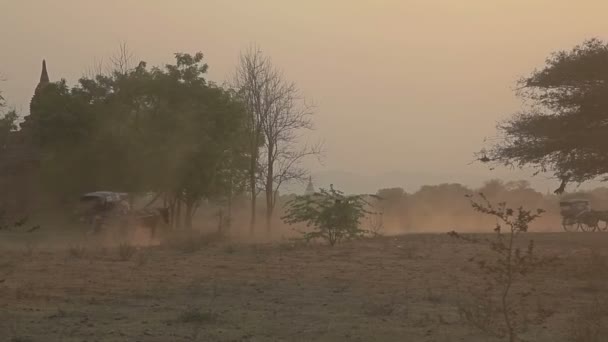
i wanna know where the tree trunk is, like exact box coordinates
[175,198,182,230]
[249,153,257,235]
[227,175,233,231]
[218,208,224,233]
[168,196,176,229]
[265,145,274,234]
[184,201,193,230]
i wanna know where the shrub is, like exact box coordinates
[449,193,546,342]
[282,185,377,246]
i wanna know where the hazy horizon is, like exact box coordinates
[3,0,608,193]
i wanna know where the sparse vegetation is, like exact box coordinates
[450,193,546,342]
[567,297,608,342]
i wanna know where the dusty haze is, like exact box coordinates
[2,0,607,193]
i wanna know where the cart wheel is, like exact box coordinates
[579,222,597,232]
[597,220,608,232]
[562,218,580,232]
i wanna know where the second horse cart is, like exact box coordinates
[560,199,608,232]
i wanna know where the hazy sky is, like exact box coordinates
[2,0,607,192]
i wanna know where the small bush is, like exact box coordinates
[282,185,378,246]
[117,243,136,261]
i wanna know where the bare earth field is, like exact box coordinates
[1,230,608,341]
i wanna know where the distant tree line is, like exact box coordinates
[374,180,608,232]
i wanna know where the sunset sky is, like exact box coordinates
[2,0,607,193]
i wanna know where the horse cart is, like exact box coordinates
[79,191,169,238]
[560,199,608,232]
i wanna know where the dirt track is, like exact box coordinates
[1,231,608,341]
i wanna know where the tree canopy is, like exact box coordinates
[481,38,608,192]
[26,52,249,227]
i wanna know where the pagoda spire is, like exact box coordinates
[305,176,315,195]
[39,60,49,84]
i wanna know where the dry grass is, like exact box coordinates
[567,297,608,342]
[177,307,219,324]
[1,232,607,341]
[162,231,226,253]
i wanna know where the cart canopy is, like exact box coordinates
[80,191,128,203]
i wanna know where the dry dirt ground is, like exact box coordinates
[1,230,608,341]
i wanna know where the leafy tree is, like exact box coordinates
[27,52,249,228]
[0,90,18,149]
[282,185,376,246]
[480,39,608,193]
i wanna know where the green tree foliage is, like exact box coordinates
[282,185,376,246]
[27,53,249,228]
[481,39,608,193]
[0,90,18,149]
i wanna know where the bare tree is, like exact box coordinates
[233,45,270,235]
[82,42,135,79]
[259,95,321,232]
[109,42,134,75]
[83,57,105,80]
[233,45,321,234]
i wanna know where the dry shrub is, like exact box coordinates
[450,194,548,342]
